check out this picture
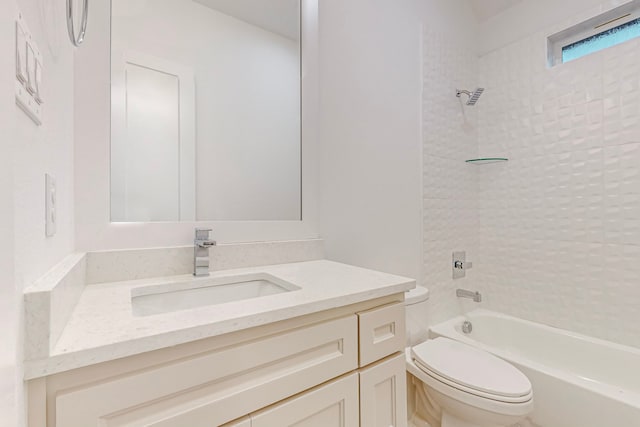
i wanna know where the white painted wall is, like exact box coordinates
[317,0,424,282]
[1,0,76,425]
[318,0,481,301]
[0,2,17,425]
[12,0,75,293]
[111,0,301,221]
[75,0,319,250]
[475,0,640,347]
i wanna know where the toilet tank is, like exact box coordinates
[404,286,430,347]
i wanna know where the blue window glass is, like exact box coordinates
[562,17,640,63]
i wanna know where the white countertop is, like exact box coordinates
[25,260,415,379]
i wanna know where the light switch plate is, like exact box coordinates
[45,174,56,237]
[16,79,42,125]
[15,11,42,125]
[34,59,43,103]
[15,21,27,83]
[26,43,37,94]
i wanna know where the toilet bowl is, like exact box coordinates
[404,289,533,427]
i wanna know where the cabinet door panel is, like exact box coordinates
[222,416,251,427]
[359,353,407,427]
[56,316,357,427]
[252,373,359,427]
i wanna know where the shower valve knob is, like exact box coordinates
[454,260,472,269]
[453,251,472,279]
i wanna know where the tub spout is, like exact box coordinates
[456,289,482,302]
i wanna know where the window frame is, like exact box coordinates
[548,0,640,66]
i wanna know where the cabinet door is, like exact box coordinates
[252,373,359,427]
[221,416,251,427]
[359,353,407,427]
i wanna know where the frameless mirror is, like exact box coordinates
[110,0,301,222]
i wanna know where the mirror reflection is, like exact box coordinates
[110,0,301,222]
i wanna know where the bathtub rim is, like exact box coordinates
[428,308,640,410]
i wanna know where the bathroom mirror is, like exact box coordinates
[110,0,301,222]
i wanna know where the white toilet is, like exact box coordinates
[404,288,533,427]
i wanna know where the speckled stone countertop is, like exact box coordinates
[25,260,415,380]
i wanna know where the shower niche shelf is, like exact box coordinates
[465,158,508,165]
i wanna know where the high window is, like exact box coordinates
[548,1,640,66]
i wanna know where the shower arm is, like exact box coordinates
[456,90,472,98]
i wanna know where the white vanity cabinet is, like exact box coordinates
[28,297,408,427]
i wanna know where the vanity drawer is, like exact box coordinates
[358,303,405,367]
[55,315,358,427]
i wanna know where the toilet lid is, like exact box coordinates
[411,337,532,398]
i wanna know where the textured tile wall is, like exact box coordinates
[421,29,481,326]
[475,19,640,347]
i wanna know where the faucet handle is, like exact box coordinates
[452,251,472,279]
[454,261,472,269]
[195,228,212,240]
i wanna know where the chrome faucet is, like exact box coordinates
[456,289,482,303]
[194,228,216,277]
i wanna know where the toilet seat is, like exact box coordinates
[406,350,533,420]
[411,338,532,404]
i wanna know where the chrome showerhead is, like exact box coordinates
[456,88,485,106]
[467,87,484,105]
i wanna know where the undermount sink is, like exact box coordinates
[131,273,300,316]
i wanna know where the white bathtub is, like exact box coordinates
[429,309,640,427]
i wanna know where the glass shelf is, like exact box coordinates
[465,158,508,165]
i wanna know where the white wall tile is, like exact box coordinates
[422,25,479,325]
[476,13,640,348]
